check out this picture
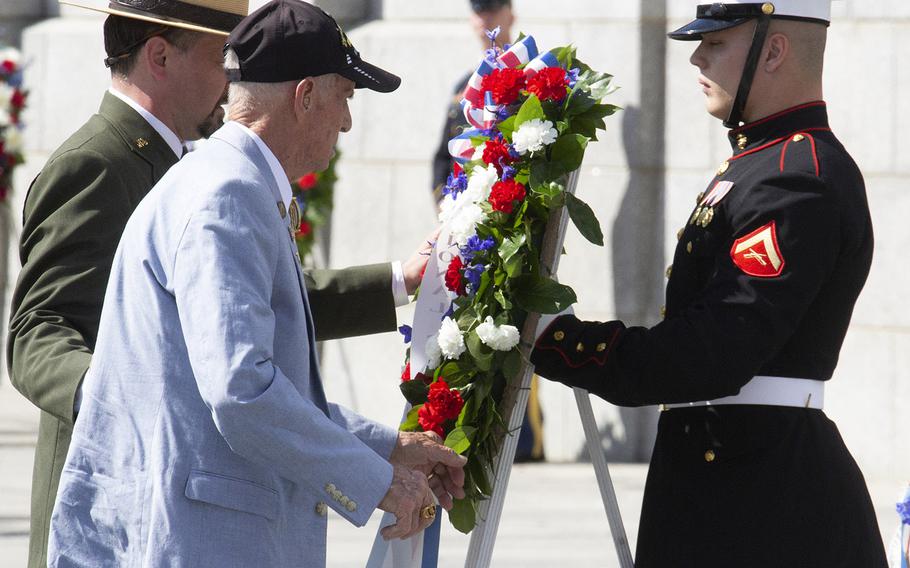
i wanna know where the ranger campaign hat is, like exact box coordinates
[59,0,247,36]
[224,0,401,93]
[669,0,833,41]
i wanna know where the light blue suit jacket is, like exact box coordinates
[48,122,397,568]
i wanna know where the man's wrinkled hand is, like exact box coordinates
[377,465,436,540]
[391,431,467,511]
[401,227,442,295]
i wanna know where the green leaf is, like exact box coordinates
[494,289,512,310]
[529,160,552,191]
[399,380,429,406]
[497,115,516,141]
[466,332,494,371]
[448,497,477,533]
[502,349,523,381]
[515,94,545,127]
[504,251,524,278]
[498,232,527,264]
[565,192,604,246]
[511,275,577,314]
[550,134,589,175]
[530,180,564,201]
[468,458,493,496]
[399,406,421,431]
[444,426,476,455]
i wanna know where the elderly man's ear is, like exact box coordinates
[295,78,315,113]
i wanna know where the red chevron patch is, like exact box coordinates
[730,221,785,278]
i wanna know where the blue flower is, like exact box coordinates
[568,68,581,88]
[464,263,486,294]
[443,171,468,199]
[486,26,501,43]
[398,325,412,344]
[460,235,495,261]
[501,165,517,181]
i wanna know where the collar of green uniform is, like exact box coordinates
[727,100,829,153]
[98,91,180,171]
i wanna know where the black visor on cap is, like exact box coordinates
[668,3,771,41]
[337,55,401,93]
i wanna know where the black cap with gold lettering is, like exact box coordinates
[225,0,400,93]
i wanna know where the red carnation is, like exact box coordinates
[526,67,569,102]
[480,68,526,105]
[418,404,445,438]
[445,255,467,296]
[295,220,312,238]
[297,172,318,190]
[427,378,465,421]
[10,89,25,110]
[0,60,14,74]
[488,179,527,214]
[418,378,465,437]
[481,138,515,176]
[401,362,411,382]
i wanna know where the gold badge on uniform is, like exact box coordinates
[289,199,301,233]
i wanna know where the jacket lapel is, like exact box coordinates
[98,91,179,183]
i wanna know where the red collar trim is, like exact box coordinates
[729,126,831,162]
[730,101,827,136]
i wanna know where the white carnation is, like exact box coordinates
[460,164,498,204]
[512,118,558,155]
[3,126,22,154]
[448,203,487,247]
[0,108,10,129]
[437,317,466,360]
[438,164,498,227]
[425,334,442,370]
[0,83,13,112]
[438,193,459,224]
[475,316,521,351]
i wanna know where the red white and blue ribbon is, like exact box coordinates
[496,35,538,68]
[523,50,560,77]
[448,128,483,164]
[462,59,495,109]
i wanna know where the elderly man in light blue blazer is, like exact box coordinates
[47,2,467,566]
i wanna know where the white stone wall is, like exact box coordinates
[5,1,908,474]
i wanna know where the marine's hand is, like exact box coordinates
[378,465,436,540]
[391,431,466,510]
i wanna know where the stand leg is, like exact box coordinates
[574,387,635,567]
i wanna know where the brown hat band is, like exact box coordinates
[108,0,244,32]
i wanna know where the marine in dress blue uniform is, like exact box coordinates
[531,2,888,565]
